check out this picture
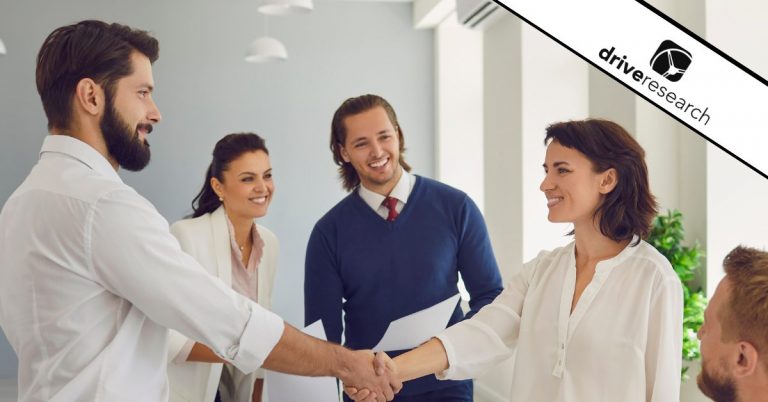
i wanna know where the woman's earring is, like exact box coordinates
[218,196,224,202]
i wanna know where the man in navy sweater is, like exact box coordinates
[304,94,503,402]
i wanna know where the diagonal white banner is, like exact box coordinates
[495,0,768,179]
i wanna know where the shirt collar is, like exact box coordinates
[358,169,413,210]
[223,209,261,258]
[569,234,642,275]
[39,135,123,183]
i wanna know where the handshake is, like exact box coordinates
[334,337,446,401]
[339,350,402,402]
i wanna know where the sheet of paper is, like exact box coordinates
[265,320,339,402]
[372,293,461,352]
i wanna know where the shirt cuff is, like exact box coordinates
[226,301,285,374]
[434,333,458,380]
[173,339,196,364]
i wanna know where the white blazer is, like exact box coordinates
[167,206,279,402]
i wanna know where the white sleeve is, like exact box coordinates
[435,255,539,380]
[645,275,683,402]
[87,189,284,374]
[166,222,196,364]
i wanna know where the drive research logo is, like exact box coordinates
[650,40,692,82]
[598,44,710,126]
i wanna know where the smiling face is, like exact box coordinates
[211,150,274,221]
[339,106,402,195]
[539,140,617,227]
[101,51,161,171]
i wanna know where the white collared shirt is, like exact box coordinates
[436,238,683,402]
[357,169,415,219]
[0,135,284,402]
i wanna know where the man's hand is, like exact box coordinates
[343,352,400,402]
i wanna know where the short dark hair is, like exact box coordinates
[329,94,411,192]
[191,133,270,218]
[544,119,657,244]
[721,246,768,369]
[36,20,159,131]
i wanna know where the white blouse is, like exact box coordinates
[436,238,683,402]
[227,218,263,302]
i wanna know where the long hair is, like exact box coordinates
[329,94,411,192]
[190,133,269,218]
[36,20,159,131]
[544,119,658,245]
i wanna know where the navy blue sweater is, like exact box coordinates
[304,176,503,397]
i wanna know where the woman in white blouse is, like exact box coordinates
[167,133,279,402]
[347,119,683,402]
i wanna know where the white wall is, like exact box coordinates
[704,0,768,294]
[482,16,523,286]
[435,13,484,208]
[520,24,588,262]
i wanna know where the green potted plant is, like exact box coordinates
[647,209,707,380]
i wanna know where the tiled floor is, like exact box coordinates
[0,377,16,402]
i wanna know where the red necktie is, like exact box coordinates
[383,197,399,222]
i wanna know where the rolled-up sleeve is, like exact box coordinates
[86,189,284,373]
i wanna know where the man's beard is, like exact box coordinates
[100,95,152,171]
[698,362,737,402]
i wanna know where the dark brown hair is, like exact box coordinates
[329,94,411,192]
[721,246,768,369]
[544,119,657,244]
[36,20,159,131]
[191,133,269,218]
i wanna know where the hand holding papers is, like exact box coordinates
[265,321,402,402]
[346,338,453,401]
[265,321,338,402]
[347,294,462,401]
[266,294,460,401]
[372,293,461,352]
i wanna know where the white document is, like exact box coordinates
[372,293,461,352]
[265,320,339,402]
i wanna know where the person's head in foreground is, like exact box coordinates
[37,19,161,171]
[697,245,768,402]
[541,119,657,243]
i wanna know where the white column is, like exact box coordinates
[475,15,522,402]
[519,23,589,262]
[483,15,523,283]
[434,14,485,209]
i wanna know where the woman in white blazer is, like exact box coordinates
[168,133,279,402]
